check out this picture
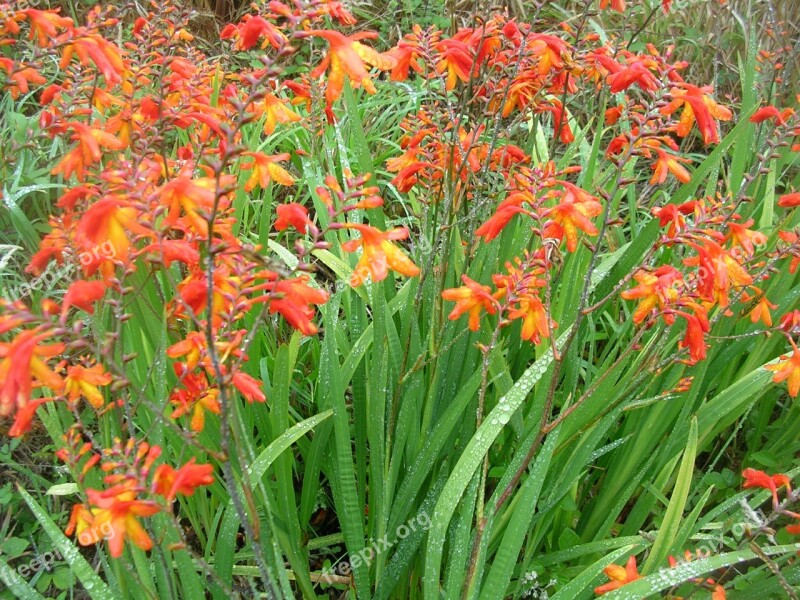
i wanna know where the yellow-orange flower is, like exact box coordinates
[241,152,295,191]
[766,339,800,398]
[341,224,420,287]
[301,30,396,103]
[441,275,499,332]
[64,364,112,408]
[594,555,640,595]
[66,481,160,558]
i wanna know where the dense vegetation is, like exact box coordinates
[0,0,799,598]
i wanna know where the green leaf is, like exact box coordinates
[642,416,697,574]
[423,327,573,598]
[0,554,48,600]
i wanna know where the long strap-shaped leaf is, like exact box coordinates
[215,410,333,590]
[0,554,48,600]
[18,486,119,600]
[642,416,697,574]
[422,326,572,598]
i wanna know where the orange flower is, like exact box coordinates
[543,185,602,252]
[441,275,499,332]
[594,555,640,595]
[676,309,710,363]
[341,224,420,286]
[241,152,295,192]
[170,367,220,432]
[435,38,473,90]
[750,105,794,126]
[220,15,286,51]
[61,280,107,320]
[159,176,219,236]
[59,33,125,85]
[508,295,552,344]
[22,9,73,47]
[747,293,776,326]
[274,203,311,233]
[66,482,160,558]
[650,149,691,184]
[726,220,767,257]
[621,266,683,324]
[166,332,206,371]
[143,240,200,268]
[536,99,574,144]
[779,310,800,333]
[0,59,47,99]
[75,199,142,279]
[660,84,733,145]
[51,123,127,181]
[652,201,696,237]
[301,30,396,103]
[608,60,658,93]
[778,230,799,274]
[152,459,214,501]
[766,339,800,398]
[267,276,329,335]
[684,241,752,307]
[64,364,112,408]
[232,371,266,403]
[476,198,527,242]
[0,330,65,437]
[256,94,301,135]
[388,25,425,81]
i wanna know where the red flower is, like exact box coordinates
[61,280,107,320]
[232,371,266,403]
[267,276,329,335]
[274,203,311,233]
[742,467,792,506]
[778,192,800,208]
[152,459,214,501]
